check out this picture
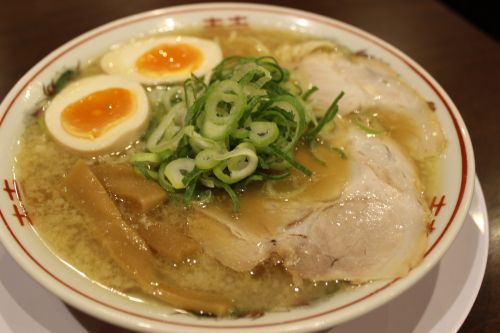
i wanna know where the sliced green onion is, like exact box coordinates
[195,149,223,170]
[248,121,279,148]
[308,140,348,165]
[183,179,198,205]
[131,162,158,181]
[196,189,213,204]
[350,112,385,135]
[240,174,264,186]
[281,81,302,96]
[199,175,216,188]
[213,179,240,213]
[201,80,246,140]
[163,158,195,189]
[186,129,220,152]
[308,140,327,166]
[184,93,207,126]
[333,147,347,160]
[231,127,249,139]
[146,103,186,152]
[210,56,243,82]
[158,161,176,192]
[213,144,258,184]
[130,55,345,211]
[269,95,306,152]
[147,86,184,110]
[268,145,312,177]
[182,167,204,186]
[258,155,270,169]
[232,62,272,88]
[158,149,174,162]
[184,74,206,108]
[53,69,76,95]
[257,57,287,82]
[260,170,291,180]
[302,85,318,101]
[305,91,344,142]
[182,168,204,205]
[142,103,166,140]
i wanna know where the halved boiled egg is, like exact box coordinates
[100,36,222,84]
[44,75,149,155]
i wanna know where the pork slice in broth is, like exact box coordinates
[343,127,422,194]
[188,210,273,271]
[275,128,428,282]
[188,195,317,272]
[188,145,348,272]
[275,164,427,282]
[295,52,445,159]
[191,128,428,282]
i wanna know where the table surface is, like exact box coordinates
[0,0,498,332]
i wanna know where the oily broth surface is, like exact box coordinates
[15,26,439,315]
[15,121,138,291]
[16,119,340,313]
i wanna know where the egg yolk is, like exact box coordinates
[135,43,203,75]
[61,88,135,139]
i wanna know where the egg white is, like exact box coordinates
[100,36,223,85]
[44,75,149,155]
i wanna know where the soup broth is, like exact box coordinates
[15,26,441,316]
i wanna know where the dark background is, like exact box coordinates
[441,0,498,41]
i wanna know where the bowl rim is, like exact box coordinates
[0,2,475,332]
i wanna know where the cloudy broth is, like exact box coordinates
[15,26,439,316]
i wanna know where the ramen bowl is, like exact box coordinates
[0,3,475,332]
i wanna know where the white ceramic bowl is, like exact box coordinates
[0,3,475,333]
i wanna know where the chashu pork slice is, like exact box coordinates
[274,162,427,282]
[295,51,445,160]
[187,143,347,272]
[189,127,428,282]
[188,200,313,272]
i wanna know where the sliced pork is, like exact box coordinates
[188,127,429,282]
[295,52,445,159]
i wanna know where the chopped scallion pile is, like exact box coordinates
[131,56,343,212]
